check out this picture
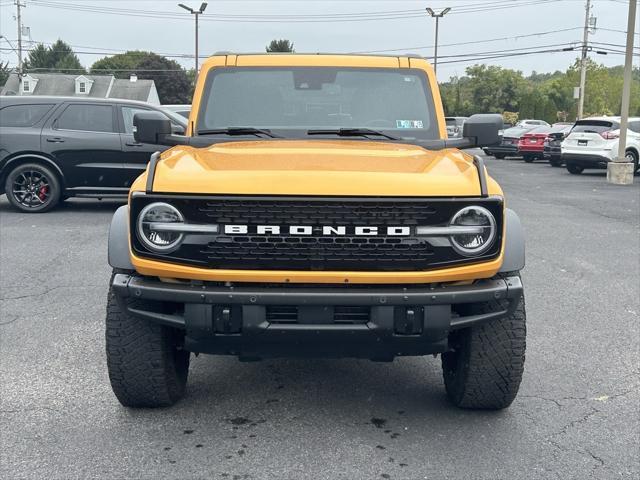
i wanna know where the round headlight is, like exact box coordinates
[137,202,184,253]
[449,206,496,256]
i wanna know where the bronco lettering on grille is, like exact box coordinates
[223,225,411,236]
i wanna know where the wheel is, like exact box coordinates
[441,295,526,410]
[494,153,506,160]
[106,273,190,408]
[549,158,562,167]
[523,155,534,163]
[566,164,584,175]
[4,162,61,213]
[625,149,639,173]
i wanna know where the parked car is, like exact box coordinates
[561,117,640,174]
[515,119,550,129]
[0,96,187,212]
[445,116,468,138]
[483,126,537,159]
[518,126,553,162]
[544,124,573,167]
[162,104,191,119]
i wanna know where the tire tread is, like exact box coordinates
[442,297,526,409]
[105,277,189,408]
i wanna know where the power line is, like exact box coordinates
[28,0,568,22]
[351,27,584,54]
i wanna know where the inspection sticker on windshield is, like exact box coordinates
[396,120,424,129]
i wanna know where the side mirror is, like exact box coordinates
[462,114,503,147]
[134,112,188,146]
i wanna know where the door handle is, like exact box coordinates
[46,137,65,143]
[125,142,144,147]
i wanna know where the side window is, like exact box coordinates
[628,121,640,134]
[0,104,55,127]
[121,106,150,134]
[56,104,114,133]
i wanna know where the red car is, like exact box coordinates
[518,126,552,162]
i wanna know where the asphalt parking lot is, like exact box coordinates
[1,151,638,480]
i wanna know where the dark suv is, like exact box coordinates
[0,96,186,212]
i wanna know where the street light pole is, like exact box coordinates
[178,2,208,73]
[426,7,451,77]
[606,0,637,185]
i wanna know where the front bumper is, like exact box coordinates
[111,273,523,360]
[562,153,610,169]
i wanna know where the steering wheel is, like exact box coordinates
[364,119,395,128]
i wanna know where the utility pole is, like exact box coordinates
[577,0,591,119]
[606,0,637,185]
[178,2,207,73]
[426,7,451,77]
[15,0,25,75]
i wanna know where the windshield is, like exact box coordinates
[196,67,439,140]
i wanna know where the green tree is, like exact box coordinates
[465,64,526,113]
[439,60,637,119]
[24,39,84,74]
[266,39,295,53]
[186,67,197,99]
[91,51,191,104]
[0,61,11,87]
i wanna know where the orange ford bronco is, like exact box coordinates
[106,54,526,409]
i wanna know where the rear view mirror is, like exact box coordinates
[462,114,503,147]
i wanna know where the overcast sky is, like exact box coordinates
[0,0,637,81]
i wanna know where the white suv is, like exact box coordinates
[561,117,640,174]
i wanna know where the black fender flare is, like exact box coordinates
[108,205,134,271]
[499,208,526,273]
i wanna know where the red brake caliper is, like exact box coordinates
[38,185,48,201]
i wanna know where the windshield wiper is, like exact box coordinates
[197,127,282,138]
[307,128,400,141]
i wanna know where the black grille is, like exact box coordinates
[131,195,503,272]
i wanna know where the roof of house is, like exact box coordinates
[108,78,155,102]
[0,73,113,97]
[1,73,156,102]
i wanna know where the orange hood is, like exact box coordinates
[141,140,502,197]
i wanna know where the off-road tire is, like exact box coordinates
[105,276,190,408]
[441,296,526,410]
[566,164,584,175]
[5,162,61,213]
[549,158,562,167]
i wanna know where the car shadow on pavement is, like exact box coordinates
[0,197,125,214]
[154,356,508,421]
